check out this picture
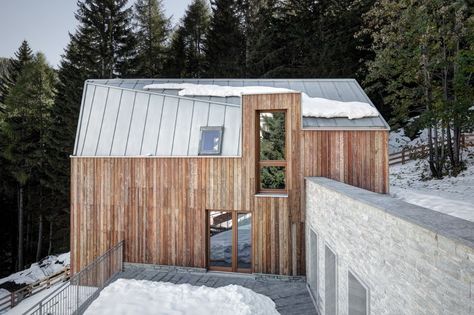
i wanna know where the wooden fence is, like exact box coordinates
[389,133,474,166]
[0,267,70,313]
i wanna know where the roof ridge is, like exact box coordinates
[85,82,240,108]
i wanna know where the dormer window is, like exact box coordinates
[199,126,224,155]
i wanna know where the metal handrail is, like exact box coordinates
[22,240,124,315]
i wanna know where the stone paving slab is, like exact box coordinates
[116,265,317,315]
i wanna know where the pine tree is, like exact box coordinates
[134,0,171,77]
[1,52,56,270]
[205,0,246,77]
[0,41,34,111]
[74,0,137,78]
[164,27,187,77]
[363,0,474,178]
[181,0,211,77]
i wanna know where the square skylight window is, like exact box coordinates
[199,126,224,155]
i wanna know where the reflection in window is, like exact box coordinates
[257,111,287,193]
[260,166,286,190]
[209,211,232,268]
[237,213,252,269]
[199,126,223,155]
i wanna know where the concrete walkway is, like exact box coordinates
[117,264,316,315]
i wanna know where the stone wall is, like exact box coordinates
[305,177,474,315]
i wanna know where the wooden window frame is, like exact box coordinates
[206,210,252,273]
[256,109,288,194]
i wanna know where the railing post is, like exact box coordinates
[38,300,42,315]
[10,292,14,308]
[402,148,405,164]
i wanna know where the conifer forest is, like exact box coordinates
[0,0,473,276]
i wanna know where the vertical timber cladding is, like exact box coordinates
[242,93,304,276]
[70,92,388,276]
[301,130,389,194]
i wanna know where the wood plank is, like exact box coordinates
[70,93,388,276]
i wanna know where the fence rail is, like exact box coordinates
[23,241,124,315]
[389,133,474,166]
[0,267,70,313]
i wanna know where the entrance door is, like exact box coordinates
[208,211,252,272]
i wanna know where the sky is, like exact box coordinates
[0,0,193,68]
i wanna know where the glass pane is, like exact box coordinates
[237,213,252,269]
[200,127,223,155]
[209,211,232,268]
[259,112,285,160]
[349,272,368,315]
[325,246,337,315]
[260,166,286,190]
[309,230,318,298]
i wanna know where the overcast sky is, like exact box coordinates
[0,0,193,67]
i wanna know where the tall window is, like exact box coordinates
[348,271,368,315]
[256,111,287,193]
[309,230,318,301]
[325,245,337,315]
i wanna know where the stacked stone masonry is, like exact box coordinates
[305,177,473,315]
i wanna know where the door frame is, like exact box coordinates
[206,210,252,273]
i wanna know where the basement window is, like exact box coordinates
[348,271,369,315]
[199,126,224,155]
[325,245,337,315]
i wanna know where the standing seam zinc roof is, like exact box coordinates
[73,78,389,157]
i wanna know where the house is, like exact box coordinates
[70,79,389,276]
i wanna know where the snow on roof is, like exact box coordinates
[74,79,389,157]
[144,83,380,120]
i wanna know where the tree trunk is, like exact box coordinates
[36,214,43,261]
[17,185,24,271]
[48,220,53,256]
[421,44,440,178]
[25,212,30,253]
[453,126,461,174]
[446,124,454,167]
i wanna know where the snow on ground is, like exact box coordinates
[0,288,8,300]
[6,282,63,315]
[143,83,379,120]
[389,128,431,154]
[390,147,474,222]
[0,252,70,286]
[84,279,279,315]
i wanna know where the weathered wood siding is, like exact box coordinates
[71,93,388,276]
[301,130,389,194]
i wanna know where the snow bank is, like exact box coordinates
[143,83,379,120]
[0,288,9,299]
[84,279,280,315]
[0,252,70,286]
[388,128,432,154]
[390,147,474,222]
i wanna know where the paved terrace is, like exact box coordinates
[117,263,317,315]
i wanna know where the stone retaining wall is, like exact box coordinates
[305,177,473,315]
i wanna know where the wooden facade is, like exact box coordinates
[71,93,388,276]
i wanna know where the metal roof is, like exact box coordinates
[74,78,389,157]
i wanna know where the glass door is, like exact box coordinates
[208,211,252,272]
